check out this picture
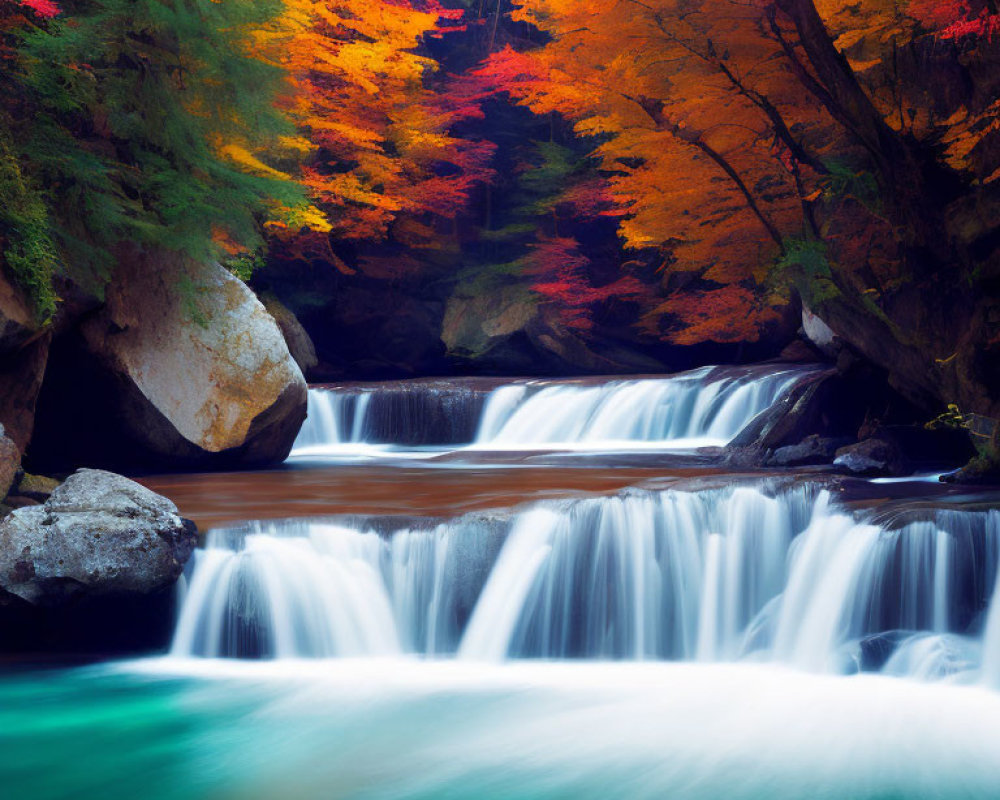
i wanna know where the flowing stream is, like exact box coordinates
[7,363,1000,800]
[292,365,807,456]
[169,484,1000,683]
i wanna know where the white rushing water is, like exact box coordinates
[472,367,803,448]
[291,366,808,455]
[171,483,1000,686]
[115,658,1000,800]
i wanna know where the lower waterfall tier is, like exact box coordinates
[171,482,1000,686]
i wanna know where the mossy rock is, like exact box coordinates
[15,472,60,502]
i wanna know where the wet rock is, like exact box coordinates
[779,339,826,363]
[0,468,196,607]
[725,369,846,466]
[768,435,844,467]
[260,292,319,377]
[940,457,1000,485]
[30,250,308,471]
[834,438,907,477]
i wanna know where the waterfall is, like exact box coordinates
[983,570,1000,687]
[293,382,486,452]
[171,484,1000,684]
[473,367,804,448]
[171,517,505,659]
[291,366,811,455]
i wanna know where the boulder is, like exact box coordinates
[443,286,666,375]
[768,434,844,467]
[802,306,841,358]
[725,369,843,466]
[726,363,916,468]
[13,472,60,502]
[260,292,319,376]
[0,273,36,355]
[940,458,1000,485]
[778,338,826,364]
[834,438,907,476]
[30,251,308,471]
[0,330,51,451]
[0,425,19,500]
[0,469,196,606]
[442,285,538,365]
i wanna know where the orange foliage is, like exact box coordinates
[260,0,494,253]
[484,0,1000,343]
[650,287,783,345]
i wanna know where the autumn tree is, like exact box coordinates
[3,0,312,304]
[484,0,999,347]
[259,0,495,272]
[483,0,843,342]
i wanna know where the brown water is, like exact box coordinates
[139,464,720,531]
[140,459,999,535]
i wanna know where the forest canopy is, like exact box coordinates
[1,0,998,366]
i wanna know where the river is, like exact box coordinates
[4,365,1000,799]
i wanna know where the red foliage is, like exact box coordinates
[909,0,1000,39]
[18,0,59,18]
[652,287,781,345]
[525,237,644,330]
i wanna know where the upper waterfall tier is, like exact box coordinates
[171,482,1000,686]
[291,365,811,456]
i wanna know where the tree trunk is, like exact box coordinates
[773,0,957,272]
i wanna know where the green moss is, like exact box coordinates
[773,238,840,306]
[820,159,882,216]
[176,273,210,329]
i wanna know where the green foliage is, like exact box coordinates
[224,251,266,284]
[518,141,581,215]
[774,237,840,306]
[11,0,306,281]
[820,160,882,215]
[0,123,58,321]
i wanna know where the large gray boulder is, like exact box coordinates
[0,469,196,606]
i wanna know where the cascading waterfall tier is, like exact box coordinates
[172,483,1000,685]
[291,365,810,454]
